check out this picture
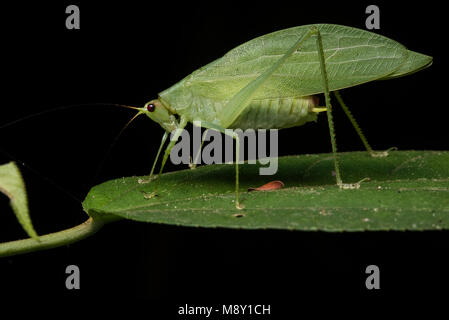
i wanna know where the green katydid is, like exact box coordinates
[127,24,432,209]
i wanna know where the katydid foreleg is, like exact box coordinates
[149,131,169,179]
[151,117,188,191]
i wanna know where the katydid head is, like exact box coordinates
[142,99,178,132]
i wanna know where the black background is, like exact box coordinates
[0,1,447,316]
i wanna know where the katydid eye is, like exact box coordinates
[147,103,155,112]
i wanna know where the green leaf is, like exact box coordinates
[83,151,449,231]
[0,162,39,240]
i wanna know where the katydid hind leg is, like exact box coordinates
[313,27,368,189]
[334,90,397,158]
[312,27,342,187]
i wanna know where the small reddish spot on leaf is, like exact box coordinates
[248,180,284,192]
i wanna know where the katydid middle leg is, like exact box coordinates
[199,120,243,209]
[189,128,210,169]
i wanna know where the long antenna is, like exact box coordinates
[85,111,143,197]
[0,102,142,203]
[0,146,82,204]
[0,103,139,130]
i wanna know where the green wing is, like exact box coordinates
[381,50,432,79]
[184,24,430,101]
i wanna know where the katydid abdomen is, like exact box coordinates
[229,96,318,129]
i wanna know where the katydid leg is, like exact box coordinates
[312,27,343,187]
[152,117,188,192]
[200,121,243,209]
[149,131,169,179]
[314,27,371,189]
[190,129,209,169]
[334,90,396,158]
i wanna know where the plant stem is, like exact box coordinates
[0,217,104,258]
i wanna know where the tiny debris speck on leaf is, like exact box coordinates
[248,180,284,192]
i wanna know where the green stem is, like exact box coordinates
[0,216,104,258]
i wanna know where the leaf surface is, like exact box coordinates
[83,151,449,231]
[0,162,38,240]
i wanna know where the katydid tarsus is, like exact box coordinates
[126,24,432,209]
